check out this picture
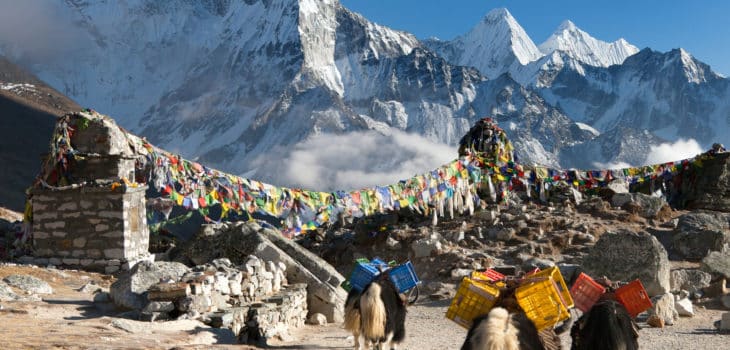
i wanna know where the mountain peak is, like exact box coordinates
[556,20,577,32]
[539,20,639,67]
[484,7,512,21]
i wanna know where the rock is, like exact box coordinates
[702,246,730,279]
[647,314,665,328]
[143,301,175,313]
[450,268,471,280]
[2,275,53,294]
[702,278,728,298]
[671,211,730,260]
[606,179,630,194]
[670,269,712,293]
[385,237,401,250]
[306,313,328,326]
[110,261,191,310]
[111,319,150,333]
[520,257,555,272]
[611,193,634,208]
[583,229,670,296]
[257,229,346,323]
[411,237,441,258]
[0,281,19,301]
[93,291,111,303]
[649,293,678,325]
[675,297,694,317]
[679,152,730,212]
[613,193,667,218]
[721,294,730,309]
[77,281,102,294]
[721,312,730,331]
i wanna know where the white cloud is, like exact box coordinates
[644,139,703,165]
[592,161,632,170]
[0,2,88,63]
[249,130,457,192]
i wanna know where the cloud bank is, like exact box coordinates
[644,139,703,165]
[249,130,457,192]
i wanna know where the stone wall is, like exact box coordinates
[28,185,150,273]
[138,257,307,345]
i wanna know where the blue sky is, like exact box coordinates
[340,0,730,75]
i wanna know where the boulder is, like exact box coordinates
[675,297,694,317]
[582,229,670,296]
[613,193,667,218]
[649,293,678,325]
[2,275,53,294]
[670,269,712,293]
[679,152,730,212]
[701,246,730,279]
[110,261,191,310]
[411,237,441,258]
[671,211,730,260]
[0,281,19,301]
[306,313,328,325]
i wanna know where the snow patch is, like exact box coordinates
[575,122,600,136]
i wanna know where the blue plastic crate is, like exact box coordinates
[388,261,420,293]
[349,261,382,292]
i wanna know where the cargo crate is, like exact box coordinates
[515,277,571,331]
[471,269,505,283]
[388,261,420,293]
[570,273,606,313]
[446,277,501,329]
[349,260,389,292]
[615,279,652,318]
[528,266,574,309]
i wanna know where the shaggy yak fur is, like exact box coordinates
[460,307,545,350]
[570,299,639,350]
[343,279,407,350]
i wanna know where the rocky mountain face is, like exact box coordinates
[0,1,728,182]
[0,55,80,211]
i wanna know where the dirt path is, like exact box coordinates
[1,264,728,349]
[274,299,729,350]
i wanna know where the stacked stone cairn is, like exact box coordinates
[142,257,306,344]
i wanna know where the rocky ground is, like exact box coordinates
[2,191,730,349]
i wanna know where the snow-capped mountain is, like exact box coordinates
[0,1,728,182]
[424,8,543,79]
[536,48,730,146]
[538,20,639,68]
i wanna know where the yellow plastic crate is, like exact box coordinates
[446,277,501,329]
[515,277,571,331]
[528,266,574,309]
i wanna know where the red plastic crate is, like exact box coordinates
[570,273,606,313]
[614,279,652,318]
[471,269,505,283]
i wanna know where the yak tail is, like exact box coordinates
[343,296,361,333]
[481,307,520,350]
[360,282,386,342]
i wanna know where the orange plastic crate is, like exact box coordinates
[446,277,500,329]
[570,273,606,312]
[515,277,571,331]
[529,266,574,309]
[615,279,652,318]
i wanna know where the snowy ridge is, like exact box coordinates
[538,20,639,67]
[426,8,542,79]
